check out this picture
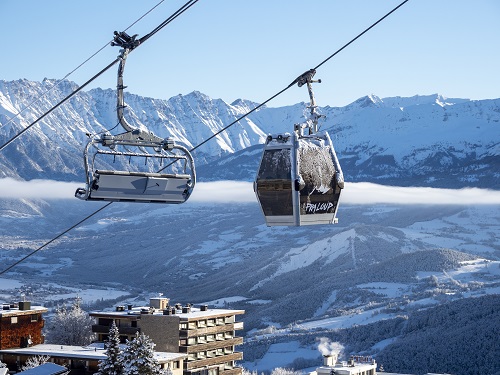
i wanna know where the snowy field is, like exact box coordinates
[0,277,130,308]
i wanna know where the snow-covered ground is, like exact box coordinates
[0,277,130,307]
[245,341,320,372]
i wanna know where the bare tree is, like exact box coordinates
[21,355,51,371]
[46,298,95,345]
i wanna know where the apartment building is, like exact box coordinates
[90,297,245,375]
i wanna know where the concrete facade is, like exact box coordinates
[90,298,245,375]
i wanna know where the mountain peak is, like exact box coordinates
[381,94,471,109]
[348,94,383,108]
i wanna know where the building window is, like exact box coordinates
[99,318,113,326]
[31,314,38,322]
[172,361,180,369]
[131,321,137,328]
[180,323,188,330]
[11,316,18,324]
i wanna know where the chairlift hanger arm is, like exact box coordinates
[291,69,323,134]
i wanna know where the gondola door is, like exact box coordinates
[254,136,299,226]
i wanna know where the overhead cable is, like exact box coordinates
[0,0,199,153]
[0,0,167,133]
[0,0,410,276]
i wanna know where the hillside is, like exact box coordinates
[1,80,499,374]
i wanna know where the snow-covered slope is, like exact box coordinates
[1,80,499,374]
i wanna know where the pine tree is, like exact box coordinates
[120,332,162,375]
[46,298,95,345]
[96,322,123,375]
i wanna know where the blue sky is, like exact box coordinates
[1,0,499,107]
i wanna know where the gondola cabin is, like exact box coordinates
[254,131,343,226]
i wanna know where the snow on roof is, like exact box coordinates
[316,362,377,375]
[16,362,68,375]
[89,306,244,320]
[175,308,245,320]
[0,344,186,363]
[0,306,48,317]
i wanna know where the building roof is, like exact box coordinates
[16,363,68,375]
[89,306,244,320]
[0,306,48,317]
[0,344,186,364]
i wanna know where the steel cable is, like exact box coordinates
[0,0,410,276]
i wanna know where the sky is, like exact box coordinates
[1,0,499,108]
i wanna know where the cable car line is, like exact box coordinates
[0,0,410,274]
[312,0,410,71]
[0,59,119,153]
[0,0,167,134]
[0,202,113,277]
[0,0,199,153]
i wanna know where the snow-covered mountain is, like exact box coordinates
[0,79,498,188]
[1,79,500,375]
[200,94,500,188]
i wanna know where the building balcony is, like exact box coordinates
[186,352,243,370]
[179,323,242,338]
[91,324,140,335]
[220,367,243,375]
[179,337,243,353]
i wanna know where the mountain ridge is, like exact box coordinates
[1,78,498,189]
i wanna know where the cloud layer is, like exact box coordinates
[0,178,499,205]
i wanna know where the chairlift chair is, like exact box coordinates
[75,31,196,204]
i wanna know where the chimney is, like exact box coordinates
[200,305,208,311]
[323,355,336,367]
[150,297,169,310]
[19,301,31,311]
